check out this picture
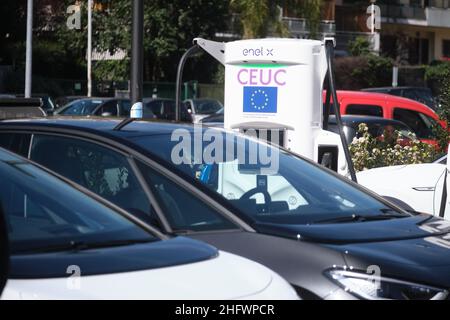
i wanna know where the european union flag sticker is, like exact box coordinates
[243,86,277,113]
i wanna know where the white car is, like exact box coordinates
[357,152,450,220]
[0,147,298,300]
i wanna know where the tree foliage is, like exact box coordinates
[432,75,450,152]
[349,123,436,171]
[54,0,229,81]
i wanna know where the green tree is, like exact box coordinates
[432,76,450,152]
[348,36,371,56]
[283,0,322,38]
[55,0,229,82]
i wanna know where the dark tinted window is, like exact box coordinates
[146,100,192,122]
[0,133,31,157]
[119,100,132,116]
[393,108,435,139]
[136,161,238,232]
[346,104,383,117]
[193,99,223,115]
[0,150,153,255]
[59,99,105,115]
[29,135,158,226]
[96,100,118,116]
[443,40,450,58]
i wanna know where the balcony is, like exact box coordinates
[380,3,450,28]
[282,17,336,38]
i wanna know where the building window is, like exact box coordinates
[443,40,450,58]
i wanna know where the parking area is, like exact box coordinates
[1,0,450,307]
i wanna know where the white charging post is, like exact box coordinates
[195,37,349,176]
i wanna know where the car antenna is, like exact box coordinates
[113,101,143,131]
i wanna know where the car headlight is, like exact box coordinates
[326,269,448,300]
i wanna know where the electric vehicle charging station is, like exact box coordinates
[176,37,356,181]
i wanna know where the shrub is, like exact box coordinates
[334,55,394,90]
[349,123,436,171]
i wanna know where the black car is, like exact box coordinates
[144,98,193,123]
[55,97,136,117]
[327,115,417,144]
[54,95,87,108]
[1,117,450,300]
[362,87,437,110]
[13,94,56,113]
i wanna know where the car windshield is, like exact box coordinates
[0,150,154,254]
[58,99,106,115]
[132,130,407,225]
[193,100,223,115]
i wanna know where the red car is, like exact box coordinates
[323,90,444,145]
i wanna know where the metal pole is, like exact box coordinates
[131,0,144,104]
[371,3,375,34]
[87,0,93,97]
[24,0,33,98]
[392,66,399,87]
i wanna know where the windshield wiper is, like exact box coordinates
[315,212,409,224]
[15,238,156,254]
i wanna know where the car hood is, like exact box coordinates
[256,216,450,288]
[9,236,218,278]
[3,251,297,300]
[254,214,448,244]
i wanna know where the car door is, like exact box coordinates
[95,100,119,117]
[27,134,163,228]
[0,202,8,296]
[27,133,243,234]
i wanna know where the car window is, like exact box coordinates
[403,90,417,101]
[146,100,164,116]
[0,150,153,255]
[132,132,404,225]
[393,108,435,139]
[59,99,104,115]
[146,100,192,122]
[120,100,132,116]
[193,100,223,115]
[96,100,118,116]
[136,161,238,232]
[345,104,383,117]
[0,133,31,158]
[29,135,159,227]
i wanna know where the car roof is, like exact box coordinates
[328,115,410,127]
[332,90,435,111]
[0,117,196,137]
[362,86,431,91]
[143,97,174,102]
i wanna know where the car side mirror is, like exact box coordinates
[101,112,113,117]
[0,203,9,296]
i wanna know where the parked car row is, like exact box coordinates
[361,86,437,110]
[53,97,223,124]
[0,146,297,300]
[0,116,449,300]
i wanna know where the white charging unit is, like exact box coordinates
[194,37,348,175]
